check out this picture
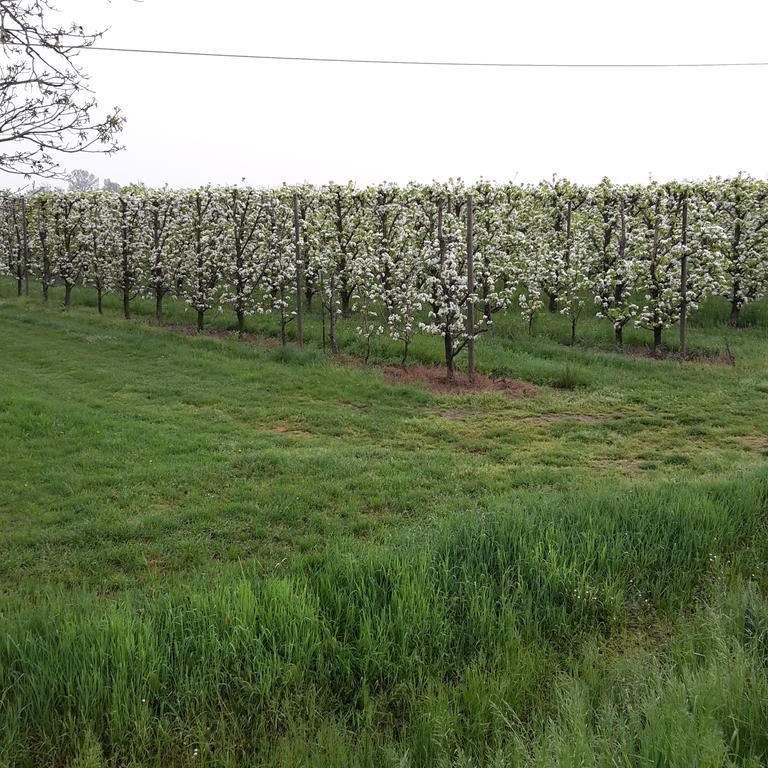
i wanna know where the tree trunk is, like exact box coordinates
[465,193,475,383]
[292,191,303,348]
[653,326,662,355]
[329,276,338,354]
[155,293,164,324]
[401,339,409,365]
[614,324,623,348]
[679,194,688,358]
[570,318,576,346]
[341,290,352,319]
[197,309,205,332]
[482,279,492,324]
[97,287,103,315]
[123,288,131,320]
[16,275,22,296]
[329,312,338,354]
[40,229,50,303]
[729,299,740,328]
[548,292,557,313]
[444,330,454,380]
[21,198,29,296]
[64,283,72,307]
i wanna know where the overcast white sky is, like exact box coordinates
[6,0,768,188]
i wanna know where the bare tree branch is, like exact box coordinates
[0,0,124,178]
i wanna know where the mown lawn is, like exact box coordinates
[1,282,768,766]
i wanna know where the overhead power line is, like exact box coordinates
[72,44,768,69]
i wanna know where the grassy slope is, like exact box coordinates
[1,282,768,766]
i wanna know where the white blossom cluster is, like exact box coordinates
[1,176,767,367]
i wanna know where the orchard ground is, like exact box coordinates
[1,280,768,767]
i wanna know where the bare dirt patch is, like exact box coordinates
[265,424,314,437]
[737,434,768,453]
[157,322,281,348]
[380,365,538,398]
[439,409,485,420]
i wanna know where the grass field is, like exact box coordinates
[2,281,768,766]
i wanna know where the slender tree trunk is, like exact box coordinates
[280,289,287,347]
[21,198,29,296]
[328,275,338,354]
[292,191,303,348]
[614,282,624,309]
[16,273,22,296]
[548,292,557,313]
[570,318,576,346]
[341,290,352,319]
[679,194,688,357]
[97,287,103,315]
[40,235,50,303]
[466,193,475,383]
[63,283,72,307]
[236,309,245,337]
[527,315,533,336]
[653,326,662,355]
[401,339,409,365]
[482,281,492,324]
[614,324,623,348]
[730,217,742,328]
[444,329,454,380]
[121,197,132,321]
[197,309,205,332]
[729,296,740,328]
[155,292,164,324]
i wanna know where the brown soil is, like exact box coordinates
[737,434,768,453]
[157,322,281,348]
[436,410,604,422]
[439,409,485,420]
[380,364,538,398]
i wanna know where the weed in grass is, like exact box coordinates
[551,364,582,390]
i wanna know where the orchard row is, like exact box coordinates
[2,176,767,372]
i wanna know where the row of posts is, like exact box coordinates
[289,191,477,378]
[289,190,688,372]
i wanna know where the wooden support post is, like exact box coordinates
[319,268,326,351]
[292,191,303,348]
[679,192,688,359]
[21,197,29,296]
[466,193,475,383]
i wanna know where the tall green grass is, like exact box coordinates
[3,472,767,766]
